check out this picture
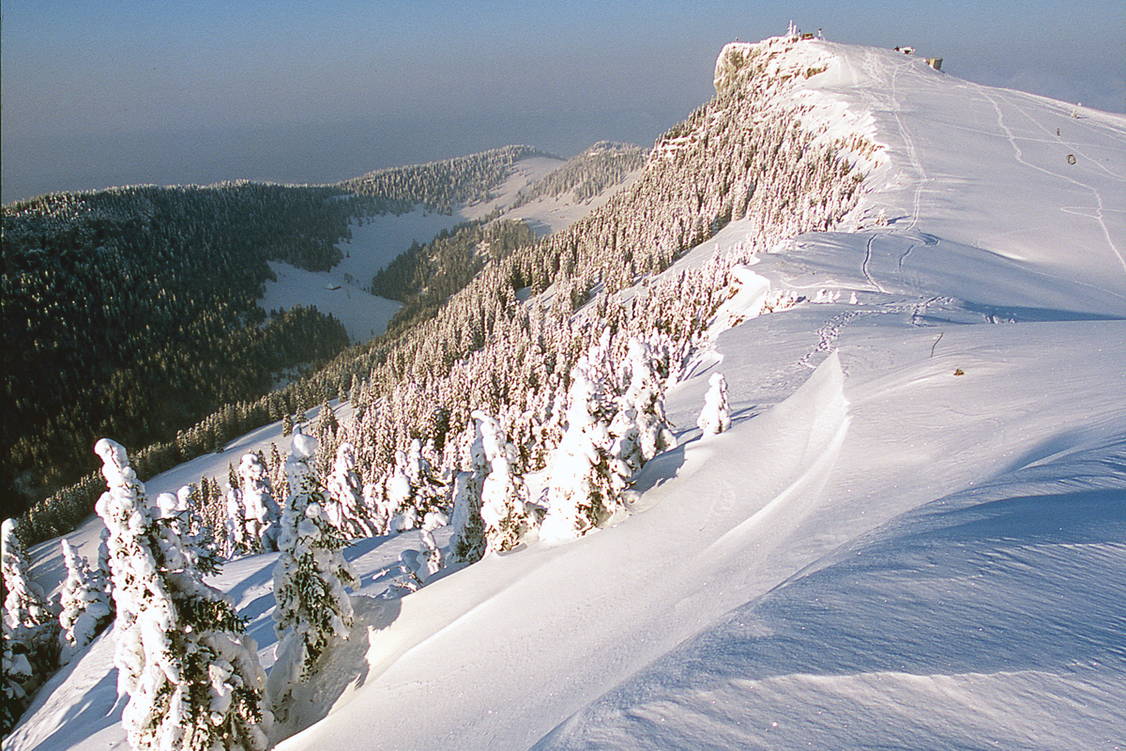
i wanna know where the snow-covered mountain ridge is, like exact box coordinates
[6,35,1125,750]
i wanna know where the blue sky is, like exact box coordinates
[2,0,1123,202]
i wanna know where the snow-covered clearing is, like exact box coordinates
[260,156,567,343]
[7,38,1125,751]
[501,169,643,237]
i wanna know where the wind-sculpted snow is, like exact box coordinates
[536,432,1126,750]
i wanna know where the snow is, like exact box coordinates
[258,207,471,343]
[259,153,638,338]
[260,156,567,343]
[259,261,402,344]
[460,156,563,221]
[8,37,1126,751]
[500,168,642,237]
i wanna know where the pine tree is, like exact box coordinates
[540,359,631,543]
[324,442,375,539]
[237,452,282,552]
[697,372,731,435]
[446,419,488,564]
[475,411,536,554]
[57,539,112,664]
[418,511,448,580]
[2,518,56,735]
[224,482,248,557]
[1,518,54,637]
[622,338,676,463]
[94,438,272,751]
[158,488,220,574]
[96,525,115,605]
[2,604,34,736]
[270,429,356,708]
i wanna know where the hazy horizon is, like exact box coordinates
[3,0,1123,204]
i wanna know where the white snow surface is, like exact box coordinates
[8,38,1126,751]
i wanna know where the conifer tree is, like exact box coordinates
[622,338,676,463]
[237,452,282,552]
[94,438,272,751]
[270,429,355,703]
[2,602,34,735]
[324,442,375,539]
[97,526,115,605]
[57,538,113,664]
[446,420,488,564]
[540,359,631,543]
[697,372,731,435]
[2,518,56,734]
[475,411,536,554]
[2,518,54,637]
[418,511,448,580]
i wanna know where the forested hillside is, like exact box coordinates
[338,145,553,213]
[510,141,645,206]
[0,183,364,515]
[370,218,537,335]
[1,147,558,522]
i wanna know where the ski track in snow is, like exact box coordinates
[977,85,1126,274]
[896,242,916,270]
[865,50,927,232]
[861,233,888,293]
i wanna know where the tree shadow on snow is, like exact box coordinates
[633,406,763,496]
[275,594,400,739]
[16,630,125,751]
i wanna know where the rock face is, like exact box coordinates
[712,35,835,96]
[713,41,761,95]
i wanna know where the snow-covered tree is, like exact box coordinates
[271,430,356,696]
[95,438,272,751]
[2,605,34,735]
[223,482,246,557]
[379,439,444,534]
[383,455,417,532]
[475,411,536,554]
[361,479,394,535]
[96,526,114,603]
[57,539,112,664]
[2,518,54,637]
[620,338,676,464]
[446,419,488,564]
[235,452,282,553]
[540,359,632,543]
[324,442,376,539]
[158,488,220,574]
[418,511,448,580]
[697,372,731,435]
[2,517,56,735]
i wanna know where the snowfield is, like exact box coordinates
[7,37,1126,750]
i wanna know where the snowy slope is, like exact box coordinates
[7,37,1126,751]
